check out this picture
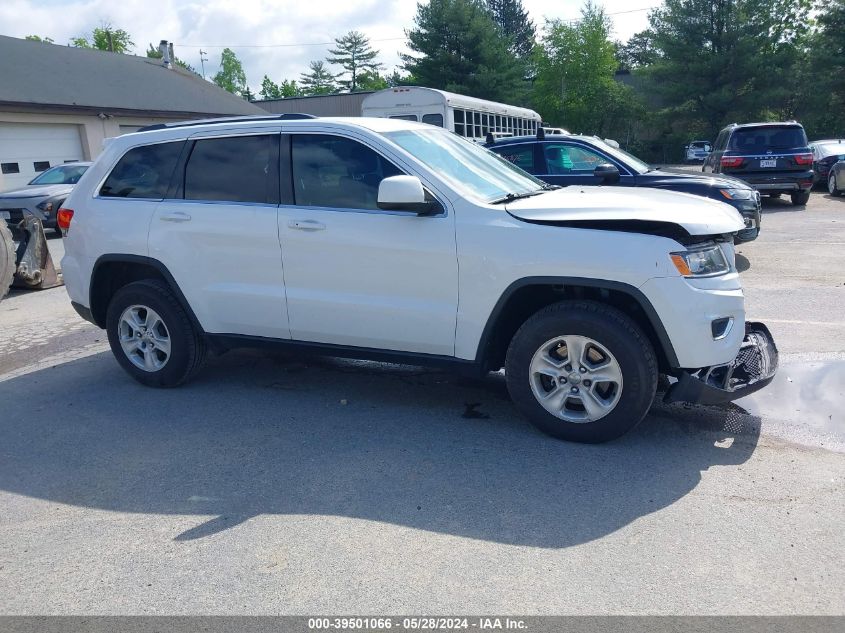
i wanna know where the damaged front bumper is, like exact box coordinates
[664,322,778,405]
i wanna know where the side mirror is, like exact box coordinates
[594,163,620,184]
[377,176,439,215]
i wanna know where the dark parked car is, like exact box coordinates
[810,139,845,186]
[0,162,91,234]
[828,159,844,196]
[703,121,814,205]
[485,133,762,242]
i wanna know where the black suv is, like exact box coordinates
[485,133,762,242]
[704,122,814,205]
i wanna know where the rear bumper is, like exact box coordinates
[664,322,778,405]
[727,170,814,193]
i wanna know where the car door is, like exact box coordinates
[148,130,290,339]
[705,130,727,173]
[538,141,631,186]
[276,132,459,356]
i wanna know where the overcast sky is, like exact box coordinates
[0,0,654,92]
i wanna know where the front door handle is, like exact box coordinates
[160,212,192,223]
[288,219,326,231]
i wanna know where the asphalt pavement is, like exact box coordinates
[0,190,842,615]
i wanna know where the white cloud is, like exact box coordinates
[0,0,653,93]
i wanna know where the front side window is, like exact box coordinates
[184,135,277,204]
[100,141,183,198]
[29,164,88,185]
[291,135,403,210]
[384,128,545,203]
[543,143,606,174]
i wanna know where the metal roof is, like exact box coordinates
[0,35,265,117]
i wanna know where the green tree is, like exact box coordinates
[534,2,641,137]
[280,79,303,97]
[327,31,384,92]
[25,35,54,44]
[213,48,248,96]
[299,61,338,95]
[402,0,524,103]
[485,0,535,59]
[356,70,389,91]
[72,24,134,53]
[260,75,283,99]
[145,43,197,73]
[386,70,416,87]
[644,0,813,138]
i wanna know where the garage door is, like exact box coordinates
[0,123,84,191]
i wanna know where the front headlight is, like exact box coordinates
[719,188,754,201]
[670,245,730,277]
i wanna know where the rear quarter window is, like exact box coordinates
[100,141,184,198]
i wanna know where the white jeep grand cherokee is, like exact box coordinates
[59,116,778,443]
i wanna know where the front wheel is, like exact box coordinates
[791,190,810,205]
[505,301,658,443]
[106,279,206,387]
[830,173,843,197]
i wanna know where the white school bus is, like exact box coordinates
[361,87,541,141]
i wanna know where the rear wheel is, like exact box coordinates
[791,190,810,205]
[106,279,206,387]
[830,173,843,197]
[505,301,658,443]
[0,222,15,301]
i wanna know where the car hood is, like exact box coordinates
[505,186,745,235]
[0,184,72,199]
[645,168,752,189]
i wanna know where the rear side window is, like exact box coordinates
[291,134,403,210]
[422,114,444,127]
[491,145,535,172]
[100,142,183,198]
[729,126,807,152]
[184,135,278,204]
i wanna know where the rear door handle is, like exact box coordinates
[160,212,192,223]
[288,219,325,231]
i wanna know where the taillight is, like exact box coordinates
[56,208,74,231]
[721,156,744,168]
[794,153,814,165]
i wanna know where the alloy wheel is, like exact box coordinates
[118,304,172,372]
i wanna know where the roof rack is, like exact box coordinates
[137,113,317,133]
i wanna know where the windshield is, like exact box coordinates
[383,129,545,203]
[29,164,88,185]
[729,126,807,151]
[588,138,651,174]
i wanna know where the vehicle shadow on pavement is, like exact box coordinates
[0,349,760,548]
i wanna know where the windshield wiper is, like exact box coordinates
[490,190,547,204]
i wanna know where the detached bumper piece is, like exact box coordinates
[11,211,61,290]
[664,322,778,405]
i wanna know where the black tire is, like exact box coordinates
[0,222,15,301]
[106,279,206,387]
[734,227,759,243]
[830,173,843,197]
[791,190,810,206]
[505,300,658,443]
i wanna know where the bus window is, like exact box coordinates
[390,115,418,121]
[423,113,444,127]
[454,110,465,136]
[474,112,481,137]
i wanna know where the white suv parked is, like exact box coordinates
[60,116,778,443]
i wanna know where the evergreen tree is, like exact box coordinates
[485,0,535,59]
[260,75,283,99]
[645,0,813,136]
[327,31,384,92]
[402,0,524,103]
[213,48,248,95]
[299,61,338,95]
